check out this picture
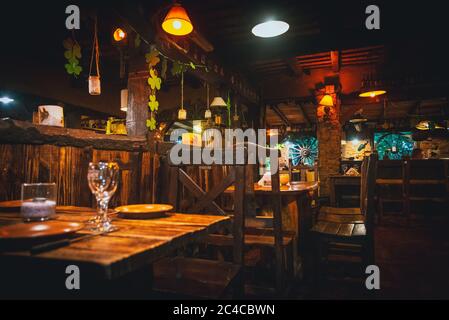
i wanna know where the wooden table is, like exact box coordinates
[329,175,361,207]
[0,206,230,297]
[226,182,318,252]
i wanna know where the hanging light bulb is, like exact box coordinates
[204,83,212,119]
[162,3,194,36]
[178,71,187,120]
[113,28,127,42]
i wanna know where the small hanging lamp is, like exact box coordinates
[88,17,101,95]
[162,3,194,36]
[120,89,128,112]
[204,83,212,119]
[178,71,187,120]
[210,96,227,107]
[359,77,386,98]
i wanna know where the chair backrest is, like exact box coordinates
[360,154,377,236]
[377,160,404,180]
[166,149,246,265]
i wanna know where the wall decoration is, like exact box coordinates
[145,49,162,131]
[374,132,414,160]
[63,36,82,78]
[88,17,101,95]
[283,135,318,166]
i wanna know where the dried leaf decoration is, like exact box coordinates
[148,69,162,90]
[145,49,160,68]
[148,94,159,112]
[63,37,82,77]
[146,49,162,132]
[146,117,156,130]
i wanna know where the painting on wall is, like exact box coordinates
[374,132,414,160]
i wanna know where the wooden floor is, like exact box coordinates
[306,215,449,299]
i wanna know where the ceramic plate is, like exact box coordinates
[116,204,173,219]
[0,221,84,240]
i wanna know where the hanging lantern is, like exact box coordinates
[89,17,101,95]
[214,114,222,125]
[88,76,101,95]
[120,89,128,112]
[162,3,194,36]
[178,71,187,120]
[178,109,187,120]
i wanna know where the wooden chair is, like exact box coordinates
[404,159,449,219]
[311,154,377,288]
[152,161,246,299]
[376,160,407,222]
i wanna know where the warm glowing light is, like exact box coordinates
[0,96,14,104]
[319,94,334,107]
[113,28,127,42]
[210,97,227,108]
[178,108,187,120]
[359,90,386,98]
[193,120,202,134]
[252,20,289,38]
[162,4,193,36]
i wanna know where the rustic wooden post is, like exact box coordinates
[315,85,342,197]
[126,72,149,136]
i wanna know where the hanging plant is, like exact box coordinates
[145,49,162,131]
[63,37,82,77]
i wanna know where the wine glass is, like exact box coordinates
[87,161,119,233]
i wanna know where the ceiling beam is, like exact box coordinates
[298,103,312,125]
[330,50,340,72]
[285,57,303,78]
[270,105,291,127]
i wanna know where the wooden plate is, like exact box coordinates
[116,204,173,219]
[0,200,23,212]
[0,221,84,240]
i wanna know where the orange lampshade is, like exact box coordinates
[113,28,127,42]
[162,4,193,36]
[319,94,334,107]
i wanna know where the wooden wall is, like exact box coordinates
[0,144,159,208]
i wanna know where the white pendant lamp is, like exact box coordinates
[210,96,227,107]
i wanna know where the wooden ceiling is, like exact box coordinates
[251,45,385,77]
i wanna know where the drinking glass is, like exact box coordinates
[87,161,119,233]
[21,183,57,222]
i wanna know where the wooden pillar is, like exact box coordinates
[316,85,342,197]
[126,72,149,136]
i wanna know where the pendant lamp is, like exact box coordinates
[162,3,193,36]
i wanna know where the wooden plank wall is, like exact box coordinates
[0,144,159,207]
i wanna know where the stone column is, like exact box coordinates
[315,85,342,197]
[126,71,149,136]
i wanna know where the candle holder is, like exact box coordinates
[21,183,57,222]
